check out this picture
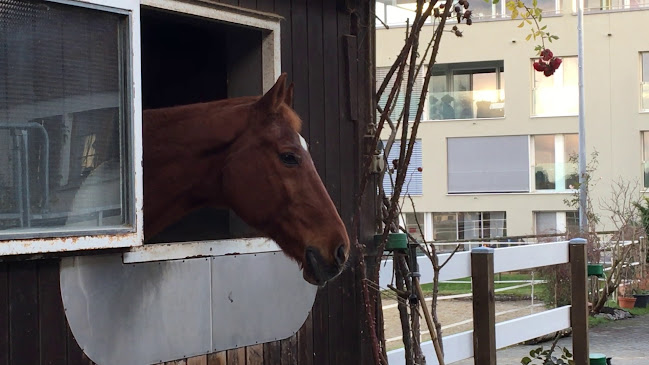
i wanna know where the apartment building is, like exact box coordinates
[376,0,649,241]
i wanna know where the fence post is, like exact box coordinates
[471,247,496,365]
[570,238,589,365]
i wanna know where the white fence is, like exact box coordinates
[381,241,584,365]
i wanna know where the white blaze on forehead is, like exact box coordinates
[298,133,309,151]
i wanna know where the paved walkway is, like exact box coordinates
[454,314,649,364]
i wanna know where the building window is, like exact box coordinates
[374,1,510,28]
[574,0,649,12]
[535,211,579,237]
[376,66,424,122]
[432,211,506,241]
[642,52,649,111]
[533,134,578,191]
[0,1,131,239]
[643,132,649,188]
[533,56,578,117]
[404,212,426,243]
[447,136,529,193]
[429,61,505,120]
[382,139,423,196]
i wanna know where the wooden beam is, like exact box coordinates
[570,238,589,365]
[471,247,496,365]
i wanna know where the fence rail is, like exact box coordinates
[382,239,589,365]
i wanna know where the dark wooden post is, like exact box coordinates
[471,247,496,365]
[570,238,589,365]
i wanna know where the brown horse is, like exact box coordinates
[142,74,349,285]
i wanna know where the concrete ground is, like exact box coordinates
[453,314,649,364]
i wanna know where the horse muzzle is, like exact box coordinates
[303,245,347,287]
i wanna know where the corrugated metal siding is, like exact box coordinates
[383,139,423,196]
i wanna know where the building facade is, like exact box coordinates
[376,0,649,241]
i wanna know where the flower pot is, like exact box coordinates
[633,293,649,308]
[589,353,607,365]
[618,296,637,309]
[587,264,604,278]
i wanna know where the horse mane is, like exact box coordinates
[143,96,302,133]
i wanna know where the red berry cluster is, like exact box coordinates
[533,49,562,77]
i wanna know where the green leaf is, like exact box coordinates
[533,0,538,6]
[541,25,547,30]
[526,33,532,41]
[518,21,525,27]
[511,8,519,18]
[539,13,543,21]
[521,357,532,365]
[552,35,560,39]
[493,0,500,4]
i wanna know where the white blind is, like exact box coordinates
[376,66,424,122]
[382,139,423,196]
[447,136,529,193]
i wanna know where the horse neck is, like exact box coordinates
[143,99,255,238]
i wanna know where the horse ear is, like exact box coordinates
[257,73,288,112]
[285,82,294,107]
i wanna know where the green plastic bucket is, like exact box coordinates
[587,264,604,278]
[374,233,408,251]
[589,353,607,365]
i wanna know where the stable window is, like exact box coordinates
[447,135,529,193]
[428,61,505,120]
[0,0,133,243]
[532,56,578,117]
[533,134,578,191]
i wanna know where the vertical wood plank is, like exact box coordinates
[0,263,8,365]
[471,247,496,365]
[226,347,245,365]
[246,344,263,365]
[255,0,274,13]
[290,0,309,139]
[274,0,292,90]
[296,311,313,365]
[187,355,208,365]
[207,352,226,365]
[263,340,281,365]
[570,238,589,365]
[38,260,67,365]
[280,334,297,365]
[8,261,40,365]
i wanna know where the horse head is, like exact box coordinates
[220,74,350,286]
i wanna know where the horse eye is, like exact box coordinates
[279,152,300,166]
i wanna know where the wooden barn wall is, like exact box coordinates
[0,0,376,364]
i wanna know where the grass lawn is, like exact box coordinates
[588,300,649,328]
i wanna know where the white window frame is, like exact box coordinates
[1,0,282,258]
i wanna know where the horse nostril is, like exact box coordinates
[335,244,346,266]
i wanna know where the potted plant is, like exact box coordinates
[618,256,637,309]
[633,289,649,308]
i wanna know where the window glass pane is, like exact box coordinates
[0,1,130,237]
[429,61,504,121]
[405,212,425,243]
[644,132,649,188]
[563,134,579,189]
[471,0,495,19]
[535,212,558,235]
[533,57,578,116]
[433,212,457,241]
[458,212,481,240]
[643,53,649,110]
[566,211,579,235]
[535,135,556,190]
[485,212,507,238]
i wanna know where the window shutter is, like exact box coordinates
[447,136,529,193]
[376,66,424,122]
[382,139,423,196]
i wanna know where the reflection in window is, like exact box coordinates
[534,134,578,191]
[432,211,506,241]
[428,61,505,120]
[533,56,578,116]
[643,53,649,110]
[404,212,426,243]
[0,1,130,237]
[375,0,509,26]
[535,211,579,238]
